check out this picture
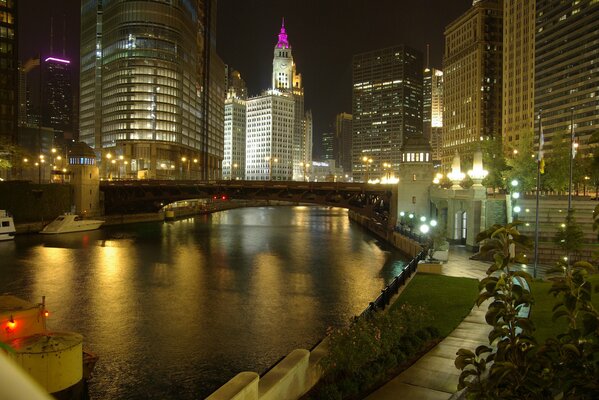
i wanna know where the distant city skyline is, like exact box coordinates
[18,0,473,155]
[216,0,472,147]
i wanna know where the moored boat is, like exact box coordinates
[40,214,104,234]
[0,210,16,241]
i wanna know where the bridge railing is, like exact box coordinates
[359,249,426,318]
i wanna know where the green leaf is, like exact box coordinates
[475,345,493,356]
[562,343,581,357]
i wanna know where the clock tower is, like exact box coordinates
[272,19,294,90]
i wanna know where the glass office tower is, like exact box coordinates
[80,0,224,179]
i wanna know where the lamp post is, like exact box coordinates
[382,162,391,181]
[266,156,278,181]
[301,162,309,182]
[362,156,373,183]
[181,156,191,180]
[22,158,28,180]
[38,154,45,184]
[105,153,112,179]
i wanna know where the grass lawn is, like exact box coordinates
[391,273,480,337]
[530,274,599,343]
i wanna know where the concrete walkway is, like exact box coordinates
[366,246,552,399]
[366,246,491,400]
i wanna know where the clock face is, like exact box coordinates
[280,62,288,68]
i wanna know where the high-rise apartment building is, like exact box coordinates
[80,0,224,179]
[0,0,17,144]
[335,112,352,173]
[443,0,502,168]
[535,0,599,155]
[423,68,444,162]
[352,45,423,182]
[503,0,535,152]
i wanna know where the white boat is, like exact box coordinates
[40,213,105,234]
[0,210,16,241]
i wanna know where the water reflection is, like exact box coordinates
[0,206,408,399]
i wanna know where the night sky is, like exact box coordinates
[19,0,473,156]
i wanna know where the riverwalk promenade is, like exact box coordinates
[367,246,550,400]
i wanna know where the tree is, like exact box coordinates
[502,132,537,193]
[482,136,508,191]
[554,209,585,263]
[543,131,573,193]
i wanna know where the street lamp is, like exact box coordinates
[362,156,373,182]
[106,153,113,179]
[382,162,392,181]
[266,156,278,181]
[181,156,190,180]
[301,162,309,182]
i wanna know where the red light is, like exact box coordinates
[7,316,16,331]
[213,196,217,200]
[221,195,227,200]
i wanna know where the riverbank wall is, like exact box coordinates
[347,210,423,258]
[206,211,425,400]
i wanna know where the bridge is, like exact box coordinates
[100,180,396,226]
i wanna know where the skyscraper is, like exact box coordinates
[443,0,502,168]
[423,68,443,162]
[245,20,310,181]
[335,112,353,173]
[80,0,224,179]
[352,45,423,182]
[41,57,73,137]
[223,69,247,180]
[535,0,599,155]
[321,131,334,161]
[245,91,294,181]
[503,0,535,152]
[0,0,17,144]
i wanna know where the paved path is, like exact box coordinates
[367,246,551,400]
[366,246,491,400]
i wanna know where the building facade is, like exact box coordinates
[41,57,74,138]
[79,0,224,180]
[335,112,352,174]
[0,0,17,144]
[443,0,503,168]
[245,90,294,181]
[223,97,246,180]
[245,20,310,181]
[535,0,599,155]
[423,68,444,162]
[503,0,535,152]
[352,45,423,182]
[321,131,334,161]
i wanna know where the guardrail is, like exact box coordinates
[360,250,426,318]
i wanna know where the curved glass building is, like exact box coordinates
[80,0,224,179]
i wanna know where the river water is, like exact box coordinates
[0,206,408,399]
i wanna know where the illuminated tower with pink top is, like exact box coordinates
[272,19,294,90]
